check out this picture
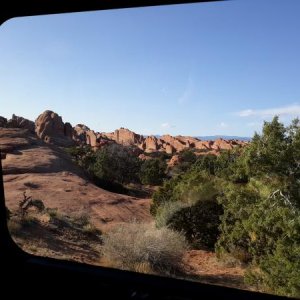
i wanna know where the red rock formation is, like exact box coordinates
[161,135,186,152]
[35,110,74,146]
[165,144,175,154]
[212,138,233,150]
[73,124,90,144]
[7,114,35,133]
[168,154,182,167]
[64,122,74,139]
[108,128,144,146]
[86,130,97,147]
[195,140,212,150]
[101,128,247,156]
[176,136,199,148]
[143,136,159,152]
[3,112,248,156]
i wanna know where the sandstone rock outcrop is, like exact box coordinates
[165,144,175,154]
[103,127,144,146]
[161,135,186,152]
[100,127,247,155]
[64,122,74,139]
[73,124,90,144]
[2,111,248,155]
[0,128,36,159]
[168,154,182,167]
[211,138,233,151]
[35,110,74,146]
[7,114,35,133]
[2,128,151,232]
[143,136,159,152]
[86,130,98,147]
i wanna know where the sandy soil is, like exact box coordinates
[1,128,152,231]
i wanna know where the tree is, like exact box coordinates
[171,149,197,174]
[244,116,292,177]
[139,158,166,185]
[91,143,141,185]
[167,199,223,250]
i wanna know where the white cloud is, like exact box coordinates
[178,75,193,105]
[237,104,300,117]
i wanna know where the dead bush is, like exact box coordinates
[102,222,188,275]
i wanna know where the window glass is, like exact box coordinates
[1,0,300,297]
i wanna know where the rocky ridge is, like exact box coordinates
[1,110,248,157]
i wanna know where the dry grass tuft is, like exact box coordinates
[102,222,188,275]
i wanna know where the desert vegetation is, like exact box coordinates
[66,143,167,195]
[64,116,300,297]
[7,192,102,264]
[3,110,300,297]
[151,117,300,297]
[101,222,188,275]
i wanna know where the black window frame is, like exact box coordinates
[0,1,294,298]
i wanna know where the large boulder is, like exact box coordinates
[73,124,90,144]
[35,110,74,146]
[7,114,35,133]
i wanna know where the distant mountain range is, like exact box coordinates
[150,135,251,142]
[196,135,251,141]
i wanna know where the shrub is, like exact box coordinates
[139,158,166,185]
[18,192,45,217]
[102,222,188,275]
[172,170,219,205]
[167,199,223,250]
[245,242,300,297]
[192,154,218,175]
[155,201,188,228]
[73,212,90,227]
[150,176,181,215]
[91,144,141,185]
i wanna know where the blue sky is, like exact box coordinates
[1,0,300,137]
